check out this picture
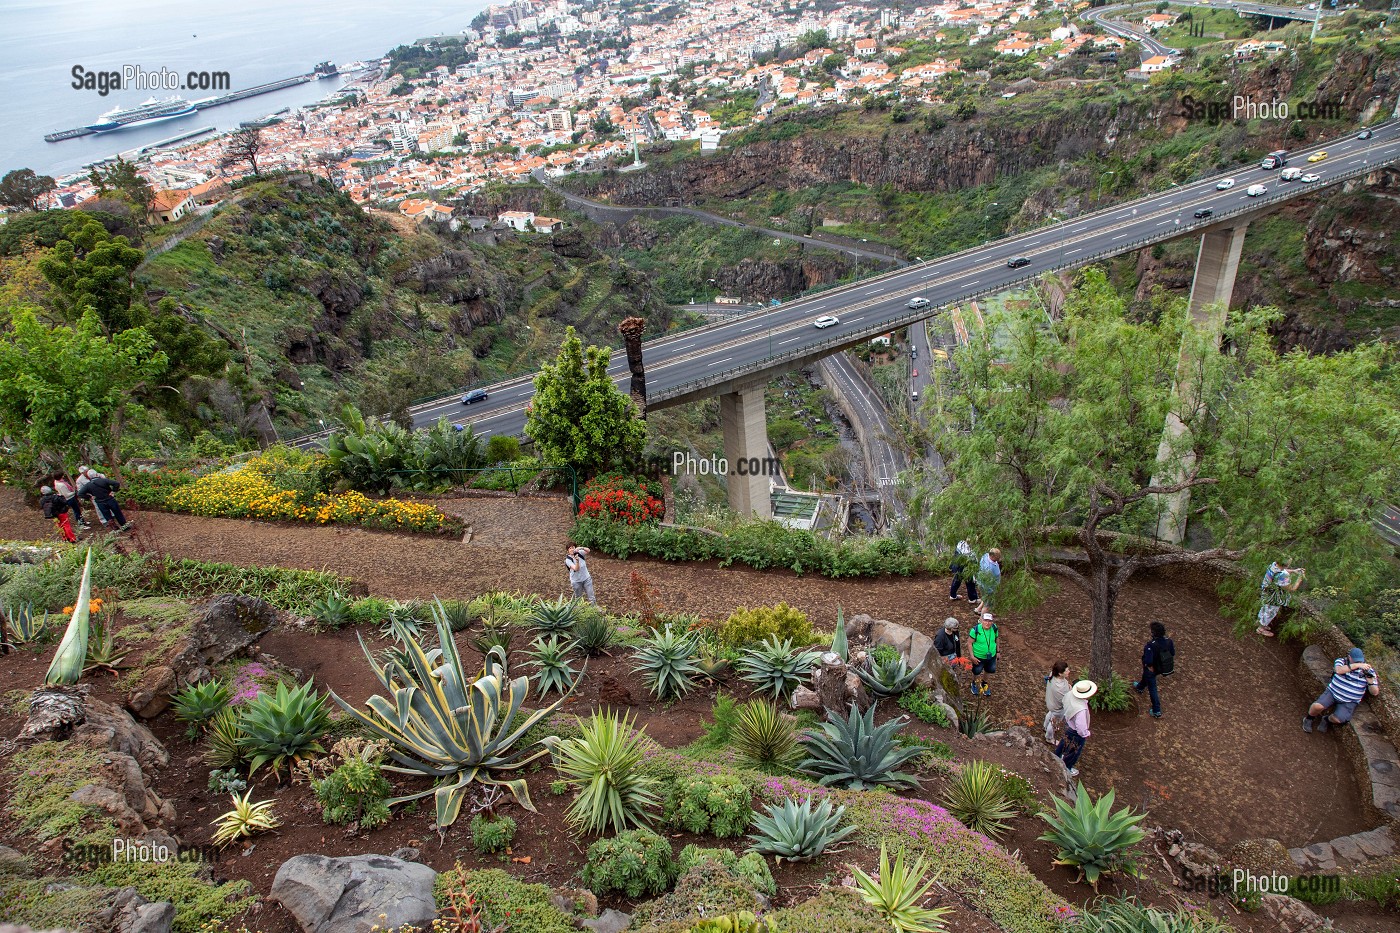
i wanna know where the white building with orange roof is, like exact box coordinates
[854,37,879,58]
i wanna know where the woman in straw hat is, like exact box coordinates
[1055,679,1097,778]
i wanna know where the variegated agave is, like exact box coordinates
[330,600,579,828]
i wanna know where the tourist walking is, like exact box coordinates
[1304,647,1381,733]
[1133,622,1175,718]
[1056,680,1097,778]
[1256,560,1305,637]
[969,612,999,696]
[974,548,1002,612]
[564,544,596,604]
[1043,661,1070,744]
[934,617,961,666]
[51,474,87,529]
[79,468,131,530]
[76,467,108,526]
[949,540,978,602]
[39,485,77,544]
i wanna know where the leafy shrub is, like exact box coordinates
[738,635,821,701]
[237,680,331,777]
[434,866,576,933]
[528,634,580,695]
[1039,784,1146,886]
[549,710,658,834]
[851,843,950,933]
[628,859,766,933]
[345,596,392,626]
[1083,671,1133,713]
[1000,771,1042,816]
[313,758,392,830]
[634,625,703,699]
[799,704,922,790]
[899,686,952,727]
[485,434,522,464]
[732,700,798,768]
[676,845,776,897]
[696,693,742,750]
[747,797,854,864]
[581,828,676,898]
[943,760,1017,838]
[1073,896,1234,931]
[577,473,665,525]
[324,408,485,493]
[171,680,231,729]
[663,774,753,838]
[470,813,518,855]
[719,603,814,648]
[768,890,891,933]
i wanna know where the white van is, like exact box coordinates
[1279,167,1303,181]
[1246,184,1267,197]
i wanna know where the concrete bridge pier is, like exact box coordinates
[1152,220,1250,544]
[720,383,773,519]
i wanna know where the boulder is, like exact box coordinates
[126,594,279,718]
[1256,893,1330,932]
[271,854,437,933]
[124,902,174,933]
[845,613,875,642]
[582,910,631,933]
[551,888,599,918]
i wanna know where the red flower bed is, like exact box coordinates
[577,474,665,525]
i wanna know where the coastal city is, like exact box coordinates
[27,0,1222,217]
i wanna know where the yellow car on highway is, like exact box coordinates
[1307,151,1328,163]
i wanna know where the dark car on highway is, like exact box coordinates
[1007,256,1031,269]
[1193,208,1213,219]
[461,389,489,405]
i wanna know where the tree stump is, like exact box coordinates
[808,652,869,714]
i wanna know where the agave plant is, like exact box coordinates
[331,603,576,827]
[831,606,848,661]
[747,797,854,864]
[83,615,129,676]
[210,789,280,846]
[44,549,93,685]
[1038,783,1147,888]
[471,616,514,658]
[380,601,425,643]
[5,603,48,645]
[572,612,616,657]
[172,680,233,729]
[942,760,1016,838]
[238,679,332,777]
[1075,897,1233,933]
[309,592,351,628]
[851,843,950,933]
[528,634,580,695]
[737,636,822,701]
[633,625,703,700]
[732,699,798,768]
[547,710,658,834]
[798,704,922,791]
[696,647,732,683]
[856,651,921,700]
[529,596,582,633]
[204,707,248,769]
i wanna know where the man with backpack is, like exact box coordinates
[1133,621,1174,718]
[969,612,999,696]
[39,485,77,543]
[79,467,131,530]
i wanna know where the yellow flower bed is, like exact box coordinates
[166,461,455,534]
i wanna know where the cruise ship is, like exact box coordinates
[86,96,197,133]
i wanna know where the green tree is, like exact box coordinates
[914,269,1400,679]
[0,308,167,469]
[87,157,154,214]
[0,169,57,212]
[525,326,645,477]
[37,214,144,332]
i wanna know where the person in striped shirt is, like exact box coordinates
[1304,647,1381,733]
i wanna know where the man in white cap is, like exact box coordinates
[1055,679,1097,778]
[76,467,108,525]
[968,612,999,696]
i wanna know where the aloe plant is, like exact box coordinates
[856,651,921,699]
[331,602,576,826]
[572,611,616,656]
[747,797,854,864]
[380,601,425,643]
[44,549,93,685]
[738,636,822,701]
[1038,783,1147,887]
[851,843,950,933]
[798,704,923,791]
[84,615,129,675]
[633,625,703,699]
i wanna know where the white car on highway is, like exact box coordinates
[1301,173,1320,183]
[1216,178,1235,190]
[907,296,930,309]
[1246,184,1267,197]
[813,315,840,329]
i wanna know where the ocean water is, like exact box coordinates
[1,0,489,178]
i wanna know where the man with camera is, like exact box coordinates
[1304,647,1381,733]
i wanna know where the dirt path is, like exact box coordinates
[0,489,1375,849]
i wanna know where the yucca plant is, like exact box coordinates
[747,797,854,864]
[856,652,921,700]
[1075,896,1233,932]
[732,699,798,768]
[738,636,822,701]
[528,635,580,695]
[831,605,848,661]
[942,760,1016,838]
[572,612,616,657]
[798,704,922,791]
[309,592,351,628]
[529,596,582,633]
[238,679,332,777]
[5,603,48,645]
[83,615,129,676]
[1038,783,1147,888]
[44,548,93,685]
[204,707,248,768]
[547,710,658,834]
[210,789,280,846]
[851,843,950,933]
[633,625,703,700]
[172,680,233,729]
[331,602,575,827]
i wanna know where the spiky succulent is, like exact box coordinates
[172,680,233,728]
[237,679,332,777]
[572,612,616,656]
[44,549,93,686]
[471,617,514,658]
[855,652,921,699]
[1038,783,1147,887]
[309,592,351,628]
[851,843,950,933]
[798,704,923,791]
[210,789,279,846]
[738,636,821,701]
[731,699,798,768]
[5,603,48,645]
[380,601,425,642]
[528,634,580,695]
[633,625,703,700]
[530,596,582,633]
[547,710,659,834]
[204,707,248,768]
[942,760,1016,838]
[83,615,128,675]
[747,797,854,864]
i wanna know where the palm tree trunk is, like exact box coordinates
[619,316,647,418]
